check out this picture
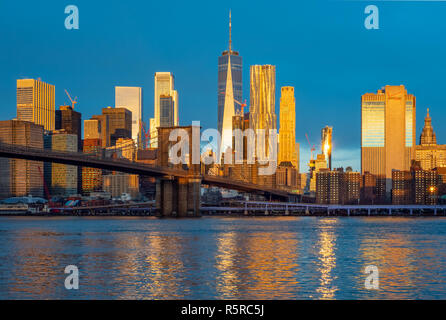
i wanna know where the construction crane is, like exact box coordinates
[140,120,151,149]
[305,133,316,160]
[219,90,247,115]
[234,98,247,115]
[65,89,78,109]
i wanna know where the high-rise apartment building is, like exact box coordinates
[153,72,178,147]
[278,87,298,168]
[115,86,143,147]
[391,170,413,205]
[102,107,132,146]
[321,126,333,170]
[316,169,341,204]
[249,65,277,160]
[17,78,55,131]
[0,120,44,198]
[415,109,446,170]
[218,11,242,140]
[361,85,416,195]
[309,153,328,193]
[413,168,438,205]
[316,168,360,204]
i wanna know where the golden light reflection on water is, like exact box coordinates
[215,219,300,299]
[8,229,61,297]
[2,217,446,299]
[359,218,418,299]
[315,218,338,299]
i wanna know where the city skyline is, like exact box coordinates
[2,1,446,171]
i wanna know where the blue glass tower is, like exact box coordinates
[217,11,242,136]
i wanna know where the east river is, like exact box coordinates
[0,216,445,299]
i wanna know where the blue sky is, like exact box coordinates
[1,0,446,172]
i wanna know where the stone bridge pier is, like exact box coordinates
[155,125,202,217]
[156,176,201,216]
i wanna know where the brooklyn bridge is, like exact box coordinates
[0,125,295,217]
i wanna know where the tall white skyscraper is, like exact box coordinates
[153,72,179,147]
[115,86,143,147]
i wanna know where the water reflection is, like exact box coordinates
[0,217,446,299]
[315,218,338,299]
[215,224,300,299]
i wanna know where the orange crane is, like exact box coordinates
[140,120,151,149]
[219,90,247,115]
[234,98,247,115]
[65,89,78,109]
[305,133,316,160]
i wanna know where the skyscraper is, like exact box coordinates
[220,51,236,156]
[321,126,333,170]
[159,95,174,127]
[361,85,416,195]
[115,86,143,147]
[0,120,44,198]
[278,86,297,168]
[249,64,277,159]
[218,11,242,140]
[153,72,178,147]
[85,115,110,148]
[17,78,55,131]
[102,107,132,146]
[55,105,82,151]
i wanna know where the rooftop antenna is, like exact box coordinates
[229,10,232,54]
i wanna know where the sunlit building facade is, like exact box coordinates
[321,126,333,170]
[361,85,416,196]
[82,139,103,193]
[278,87,298,168]
[249,65,277,160]
[115,86,143,147]
[87,115,110,148]
[103,174,139,199]
[153,72,178,147]
[17,78,55,131]
[50,132,78,196]
[415,109,446,170]
[0,120,44,198]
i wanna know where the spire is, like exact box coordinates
[420,107,437,146]
[229,10,232,54]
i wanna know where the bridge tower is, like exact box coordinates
[156,125,201,217]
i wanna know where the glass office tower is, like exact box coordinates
[115,86,143,147]
[217,11,242,137]
[361,85,416,195]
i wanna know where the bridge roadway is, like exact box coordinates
[0,142,292,200]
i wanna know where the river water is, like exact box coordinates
[0,216,445,299]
